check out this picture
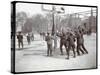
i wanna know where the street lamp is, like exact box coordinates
[41,4,65,50]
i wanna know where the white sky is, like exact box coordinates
[16,3,97,17]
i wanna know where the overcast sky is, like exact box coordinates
[16,3,96,17]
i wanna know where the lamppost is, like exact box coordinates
[41,4,65,50]
[89,8,93,34]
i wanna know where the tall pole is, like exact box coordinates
[51,6,57,50]
[75,13,77,27]
[91,8,93,32]
[41,5,65,50]
[89,8,93,34]
[51,6,55,35]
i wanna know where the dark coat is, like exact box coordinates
[27,35,31,41]
[76,31,84,45]
[67,34,75,46]
[17,35,23,42]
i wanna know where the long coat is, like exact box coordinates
[76,31,84,45]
